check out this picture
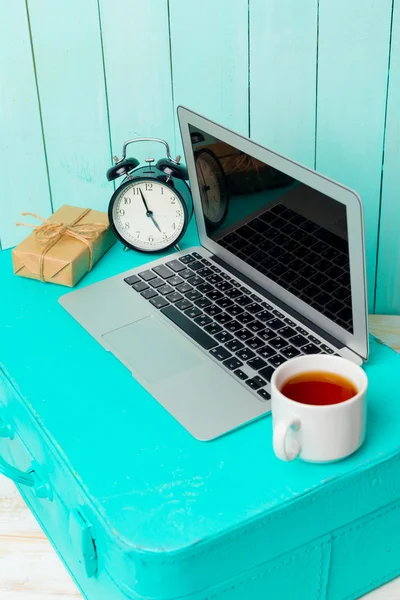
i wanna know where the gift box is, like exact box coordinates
[211,141,293,195]
[12,205,116,287]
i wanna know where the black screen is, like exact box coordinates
[188,125,353,333]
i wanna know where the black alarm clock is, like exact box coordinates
[106,138,192,253]
[194,147,229,229]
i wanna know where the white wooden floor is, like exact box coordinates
[0,315,399,599]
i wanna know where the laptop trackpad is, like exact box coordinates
[102,316,204,385]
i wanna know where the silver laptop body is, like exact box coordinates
[60,107,368,441]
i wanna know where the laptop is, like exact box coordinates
[60,107,368,441]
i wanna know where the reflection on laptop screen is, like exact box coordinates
[188,125,353,334]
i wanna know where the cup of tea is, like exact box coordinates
[271,355,368,463]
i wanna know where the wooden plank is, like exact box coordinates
[369,315,400,351]
[0,1,51,250]
[0,478,81,598]
[316,0,393,313]
[0,480,43,539]
[169,0,249,155]
[250,0,318,167]
[0,536,81,598]
[99,0,175,166]
[375,1,400,314]
[27,0,112,213]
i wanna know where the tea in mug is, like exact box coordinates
[280,371,358,406]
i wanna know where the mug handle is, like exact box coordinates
[273,418,301,461]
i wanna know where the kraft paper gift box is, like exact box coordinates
[12,205,116,287]
[211,140,293,195]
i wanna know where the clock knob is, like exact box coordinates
[144,157,155,172]
[106,157,140,181]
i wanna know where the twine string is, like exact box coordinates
[222,152,262,182]
[16,209,106,281]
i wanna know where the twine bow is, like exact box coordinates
[235,152,260,173]
[16,209,107,282]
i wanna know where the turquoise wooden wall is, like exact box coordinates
[1,1,399,314]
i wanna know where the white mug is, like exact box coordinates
[271,355,368,463]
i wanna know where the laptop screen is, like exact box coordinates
[187,125,353,334]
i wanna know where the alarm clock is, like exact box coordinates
[194,147,229,229]
[106,137,192,253]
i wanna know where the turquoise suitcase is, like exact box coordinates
[1,230,400,600]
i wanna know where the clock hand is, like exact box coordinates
[139,188,152,215]
[149,214,162,233]
[197,162,210,208]
[139,187,162,232]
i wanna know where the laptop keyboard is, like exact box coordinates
[124,251,338,403]
[217,203,353,333]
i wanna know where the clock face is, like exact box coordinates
[110,178,187,252]
[195,149,229,228]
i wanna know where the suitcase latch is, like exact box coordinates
[69,509,98,578]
